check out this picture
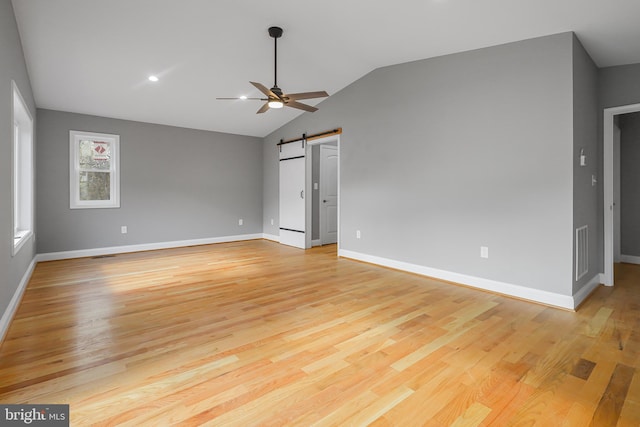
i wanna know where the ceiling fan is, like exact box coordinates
[217,26,329,114]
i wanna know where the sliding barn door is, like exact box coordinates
[279,142,306,248]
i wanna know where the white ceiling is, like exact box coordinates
[12,0,640,138]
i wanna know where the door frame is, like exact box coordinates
[306,134,340,251]
[603,102,640,286]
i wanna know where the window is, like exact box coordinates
[70,130,120,209]
[12,81,34,255]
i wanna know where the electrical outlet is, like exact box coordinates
[480,246,489,258]
[356,230,361,239]
[238,218,243,226]
[121,226,127,234]
[270,218,274,226]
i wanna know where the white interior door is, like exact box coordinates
[320,145,338,245]
[279,142,306,248]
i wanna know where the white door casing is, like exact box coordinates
[306,134,340,252]
[614,121,621,263]
[603,103,640,286]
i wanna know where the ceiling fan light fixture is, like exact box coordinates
[268,100,284,109]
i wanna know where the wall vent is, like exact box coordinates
[576,225,588,281]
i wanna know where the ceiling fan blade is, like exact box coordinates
[216,97,265,100]
[256,102,270,114]
[285,91,329,101]
[250,81,279,99]
[285,100,318,113]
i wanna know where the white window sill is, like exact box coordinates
[13,230,33,256]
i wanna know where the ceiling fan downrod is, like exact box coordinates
[268,26,283,93]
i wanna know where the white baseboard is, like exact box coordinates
[0,258,37,345]
[599,273,608,287]
[621,254,640,265]
[312,239,321,247]
[37,233,264,262]
[338,249,575,310]
[262,233,280,243]
[573,274,602,308]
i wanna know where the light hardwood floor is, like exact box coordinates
[1,240,639,426]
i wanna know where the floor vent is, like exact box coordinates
[576,225,588,281]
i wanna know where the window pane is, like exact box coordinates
[79,171,111,200]
[79,139,111,170]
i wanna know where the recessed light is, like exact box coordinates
[148,75,159,82]
[240,95,247,100]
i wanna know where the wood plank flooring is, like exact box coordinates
[1,239,639,426]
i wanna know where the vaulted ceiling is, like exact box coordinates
[12,0,640,137]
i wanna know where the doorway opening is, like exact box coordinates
[603,103,640,286]
[306,134,340,252]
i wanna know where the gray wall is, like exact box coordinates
[37,109,263,254]
[620,112,640,257]
[572,34,599,293]
[0,0,37,326]
[264,32,576,296]
[599,64,640,109]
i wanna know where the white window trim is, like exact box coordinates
[13,121,19,236]
[14,229,33,254]
[69,130,120,209]
[12,81,34,256]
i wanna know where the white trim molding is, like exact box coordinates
[604,103,640,286]
[12,81,35,256]
[339,249,577,310]
[37,234,264,262]
[573,274,602,309]
[621,255,640,265]
[0,258,37,345]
